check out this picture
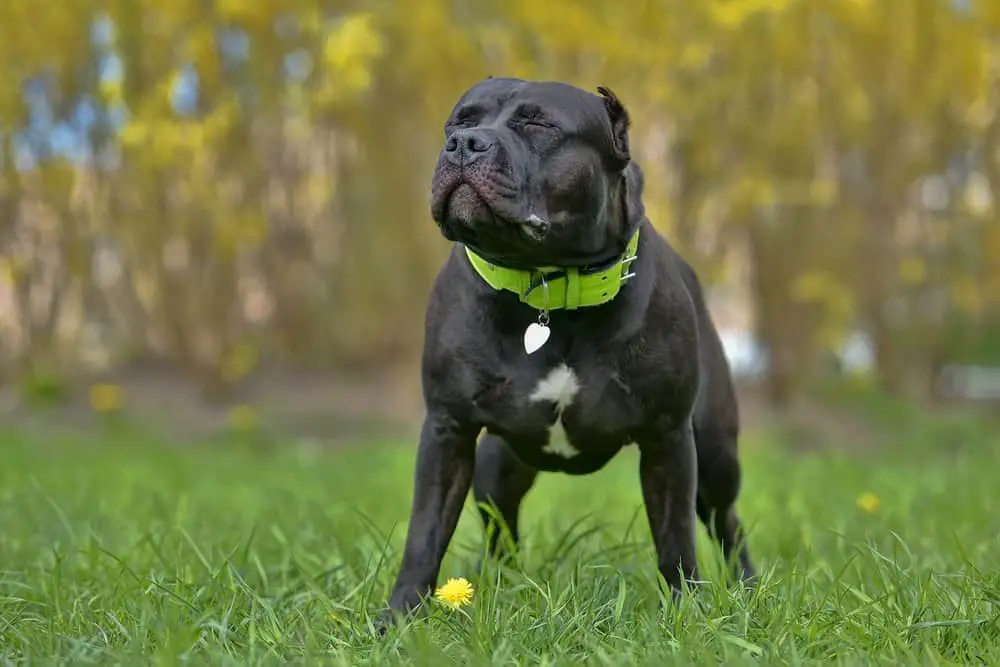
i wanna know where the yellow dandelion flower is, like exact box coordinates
[857,492,880,514]
[435,577,474,608]
[89,383,124,413]
[228,405,258,432]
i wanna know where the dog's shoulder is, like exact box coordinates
[420,246,497,403]
[424,245,481,326]
[643,225,718,336]
[625,220,707,370]
[630,221,699,315]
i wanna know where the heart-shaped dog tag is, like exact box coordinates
[523,322,551,355]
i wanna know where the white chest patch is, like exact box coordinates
[528,364,582,458]
[529,364,580,412]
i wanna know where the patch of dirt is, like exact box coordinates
[736,388,883,453]
[1,361,426,445]
[1,366,896,451]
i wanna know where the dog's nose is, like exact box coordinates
[444,129,494,165]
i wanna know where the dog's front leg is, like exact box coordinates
[385,413,478,618]
[637,418,699,597]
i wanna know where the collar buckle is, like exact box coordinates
[621,253,638,282]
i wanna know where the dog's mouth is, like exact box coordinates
[441,182,550,244]
[446,183,483,212]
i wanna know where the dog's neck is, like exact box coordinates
[462,227,640,312]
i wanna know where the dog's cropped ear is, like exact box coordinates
[597,86,631,170]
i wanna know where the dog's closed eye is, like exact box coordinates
[511,104,555,128]
[447,105,485,130]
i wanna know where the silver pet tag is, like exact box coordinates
[523,274,551,355]
[523,319,550,355]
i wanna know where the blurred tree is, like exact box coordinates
[0,0,996,406]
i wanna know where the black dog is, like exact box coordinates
[383,78,755,619]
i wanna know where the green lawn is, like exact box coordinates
[1,415,998,665]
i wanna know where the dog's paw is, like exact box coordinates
[372,608,407,637]
[655,582,712,617]
[737,566,760,591]
[373,588,427,636]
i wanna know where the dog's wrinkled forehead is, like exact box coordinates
[447,78,610,140]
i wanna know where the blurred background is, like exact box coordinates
[1,0,999,443]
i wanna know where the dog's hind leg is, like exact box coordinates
[694,425,757,583]
[473,433,538,562]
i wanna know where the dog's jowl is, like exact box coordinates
[382,78,757,621]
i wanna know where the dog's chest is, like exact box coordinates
[474,358,638,471]
[525,364,584,458]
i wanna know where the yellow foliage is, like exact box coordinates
[791,272,831,304]
[218,0,255,22]
[317,13,385,107]
[679,42,714,70]
[0,258,13,285]
[709,0,795,28]
[0,0,996,389]
[973,0,1000,30]
[844,89,872,124]
[809,180,838,205]
[791,269,855,352]
[118,122,149,150]
[790,271,853,320]
[99,77,123,106]
[322,14,384,72]
[897,257,927,286]
[184,25,220,87]
[214,212,268,259]
[731,176,779,209]
[89,384,124,413]
[951,276,983,315]
[509,0,607,51]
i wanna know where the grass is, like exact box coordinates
[1,413,998,665]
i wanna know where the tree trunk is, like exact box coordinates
[746,214,796,408]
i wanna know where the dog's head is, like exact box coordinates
[430,78,645,269]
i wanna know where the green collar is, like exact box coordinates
[464,229,640,311]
